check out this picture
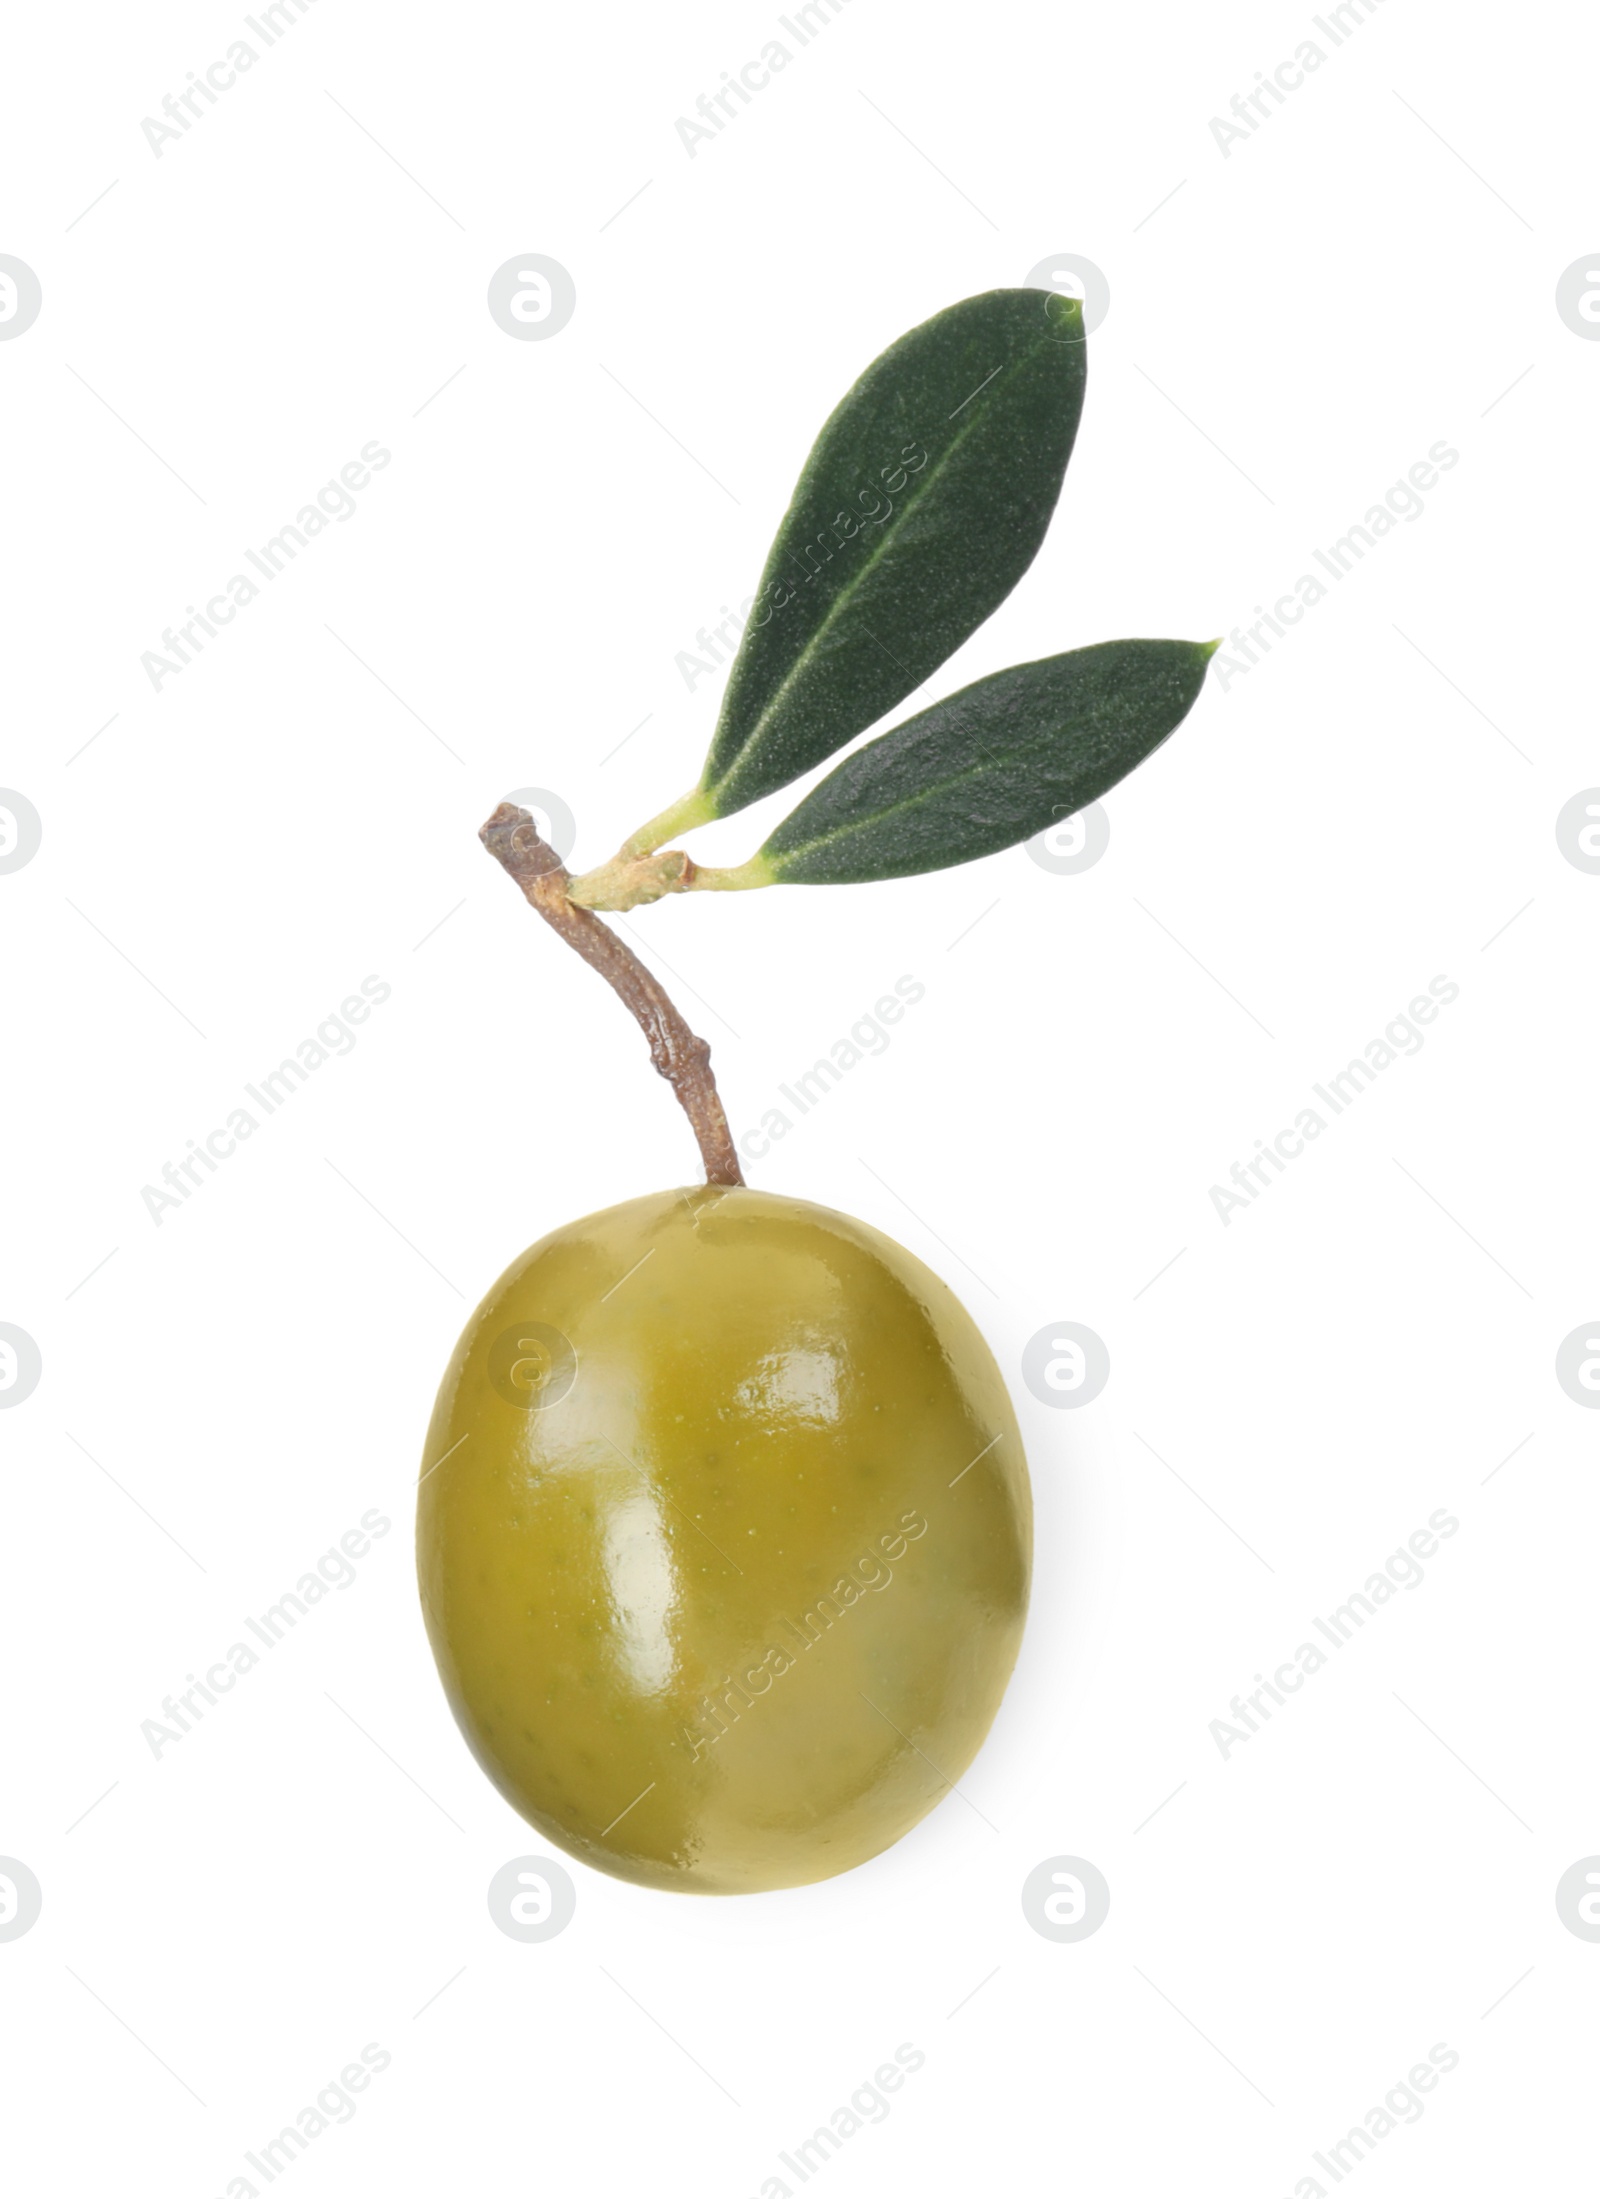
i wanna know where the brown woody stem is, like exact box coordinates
[479,803,745,1188]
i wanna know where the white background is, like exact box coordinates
[3,1,1597,2192]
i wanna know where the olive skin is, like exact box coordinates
[417,1187,1030,1893]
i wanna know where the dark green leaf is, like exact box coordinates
[757,640,1216,885]
[700,287,1087,820]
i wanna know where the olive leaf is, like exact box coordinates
[753,640,1217,885]
[699,287,1086,821]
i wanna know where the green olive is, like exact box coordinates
[417,1186,1030,1893]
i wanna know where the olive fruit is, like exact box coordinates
[417,1186,1030,1893]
